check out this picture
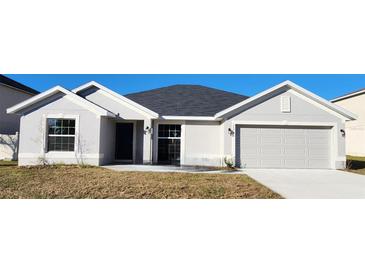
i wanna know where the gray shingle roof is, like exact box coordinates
[125,85,248,116]
[0,75,39,95]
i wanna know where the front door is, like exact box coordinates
[115,123,134,161]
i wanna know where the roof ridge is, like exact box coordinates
[125,84,247,98]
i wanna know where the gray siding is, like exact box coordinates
[0,85,34,134]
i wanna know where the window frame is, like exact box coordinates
[157,124,182,139]
[47,118,76,152]
[42,114,80,155]
[156,123,182,164]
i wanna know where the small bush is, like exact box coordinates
[346,159,353,170]
[224,156,235,169]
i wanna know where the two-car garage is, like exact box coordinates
[236,125,332,169]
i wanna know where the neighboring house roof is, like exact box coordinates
[215,80,357,121]
[0,75,39,95]
[125,84,249,117]
[7,86,115,117]
[331,88,365,103]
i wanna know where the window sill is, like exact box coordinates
[45,151,75,156]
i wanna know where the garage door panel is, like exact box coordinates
[306,128,328,135]
[261,146,281,155]
[261,136,282,144]
[238,126,331,169]
[308,159,330,168]
[308,136,328,144]
[244,128,260,135]
[242,136,258,145]
[284,148,306,157]
[241,147,259,155]
[284,135,306,144]
[284,128,305,135]
[308,146,329,156]
[260,128,281,135]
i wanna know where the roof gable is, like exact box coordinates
[125,85,248,117]
[7,86,115,117]
[215,80,357,121]
[73,81,158,118]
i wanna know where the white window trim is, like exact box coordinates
[42,114,80,156]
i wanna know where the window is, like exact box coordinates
[158,124,181,138]
[47,119,75,152]
[158,124,181,165]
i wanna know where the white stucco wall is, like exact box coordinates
[334,94,365,156]
[183,121,221,166]
[222,88,347,169]
[17,93,102,166]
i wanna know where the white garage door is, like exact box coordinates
[236,126,332,169]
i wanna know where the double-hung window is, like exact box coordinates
[47,119,76,152]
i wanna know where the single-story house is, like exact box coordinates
[7,80,356,169]
[332,88,365,156]
[0,75,39,160]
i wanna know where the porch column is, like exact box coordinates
[143,119,152,164]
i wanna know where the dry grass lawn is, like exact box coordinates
[0,161,281,199]
[346,156,365,175]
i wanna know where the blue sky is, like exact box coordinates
[6,74,365,100]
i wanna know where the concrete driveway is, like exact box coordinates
[244,169,365,199]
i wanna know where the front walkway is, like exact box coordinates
[103,164,244,174]
[244,169,365,199]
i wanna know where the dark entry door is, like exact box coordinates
[115,123,134,161]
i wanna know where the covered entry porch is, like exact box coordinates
[100,118,183,166]
[99,117,152,165]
